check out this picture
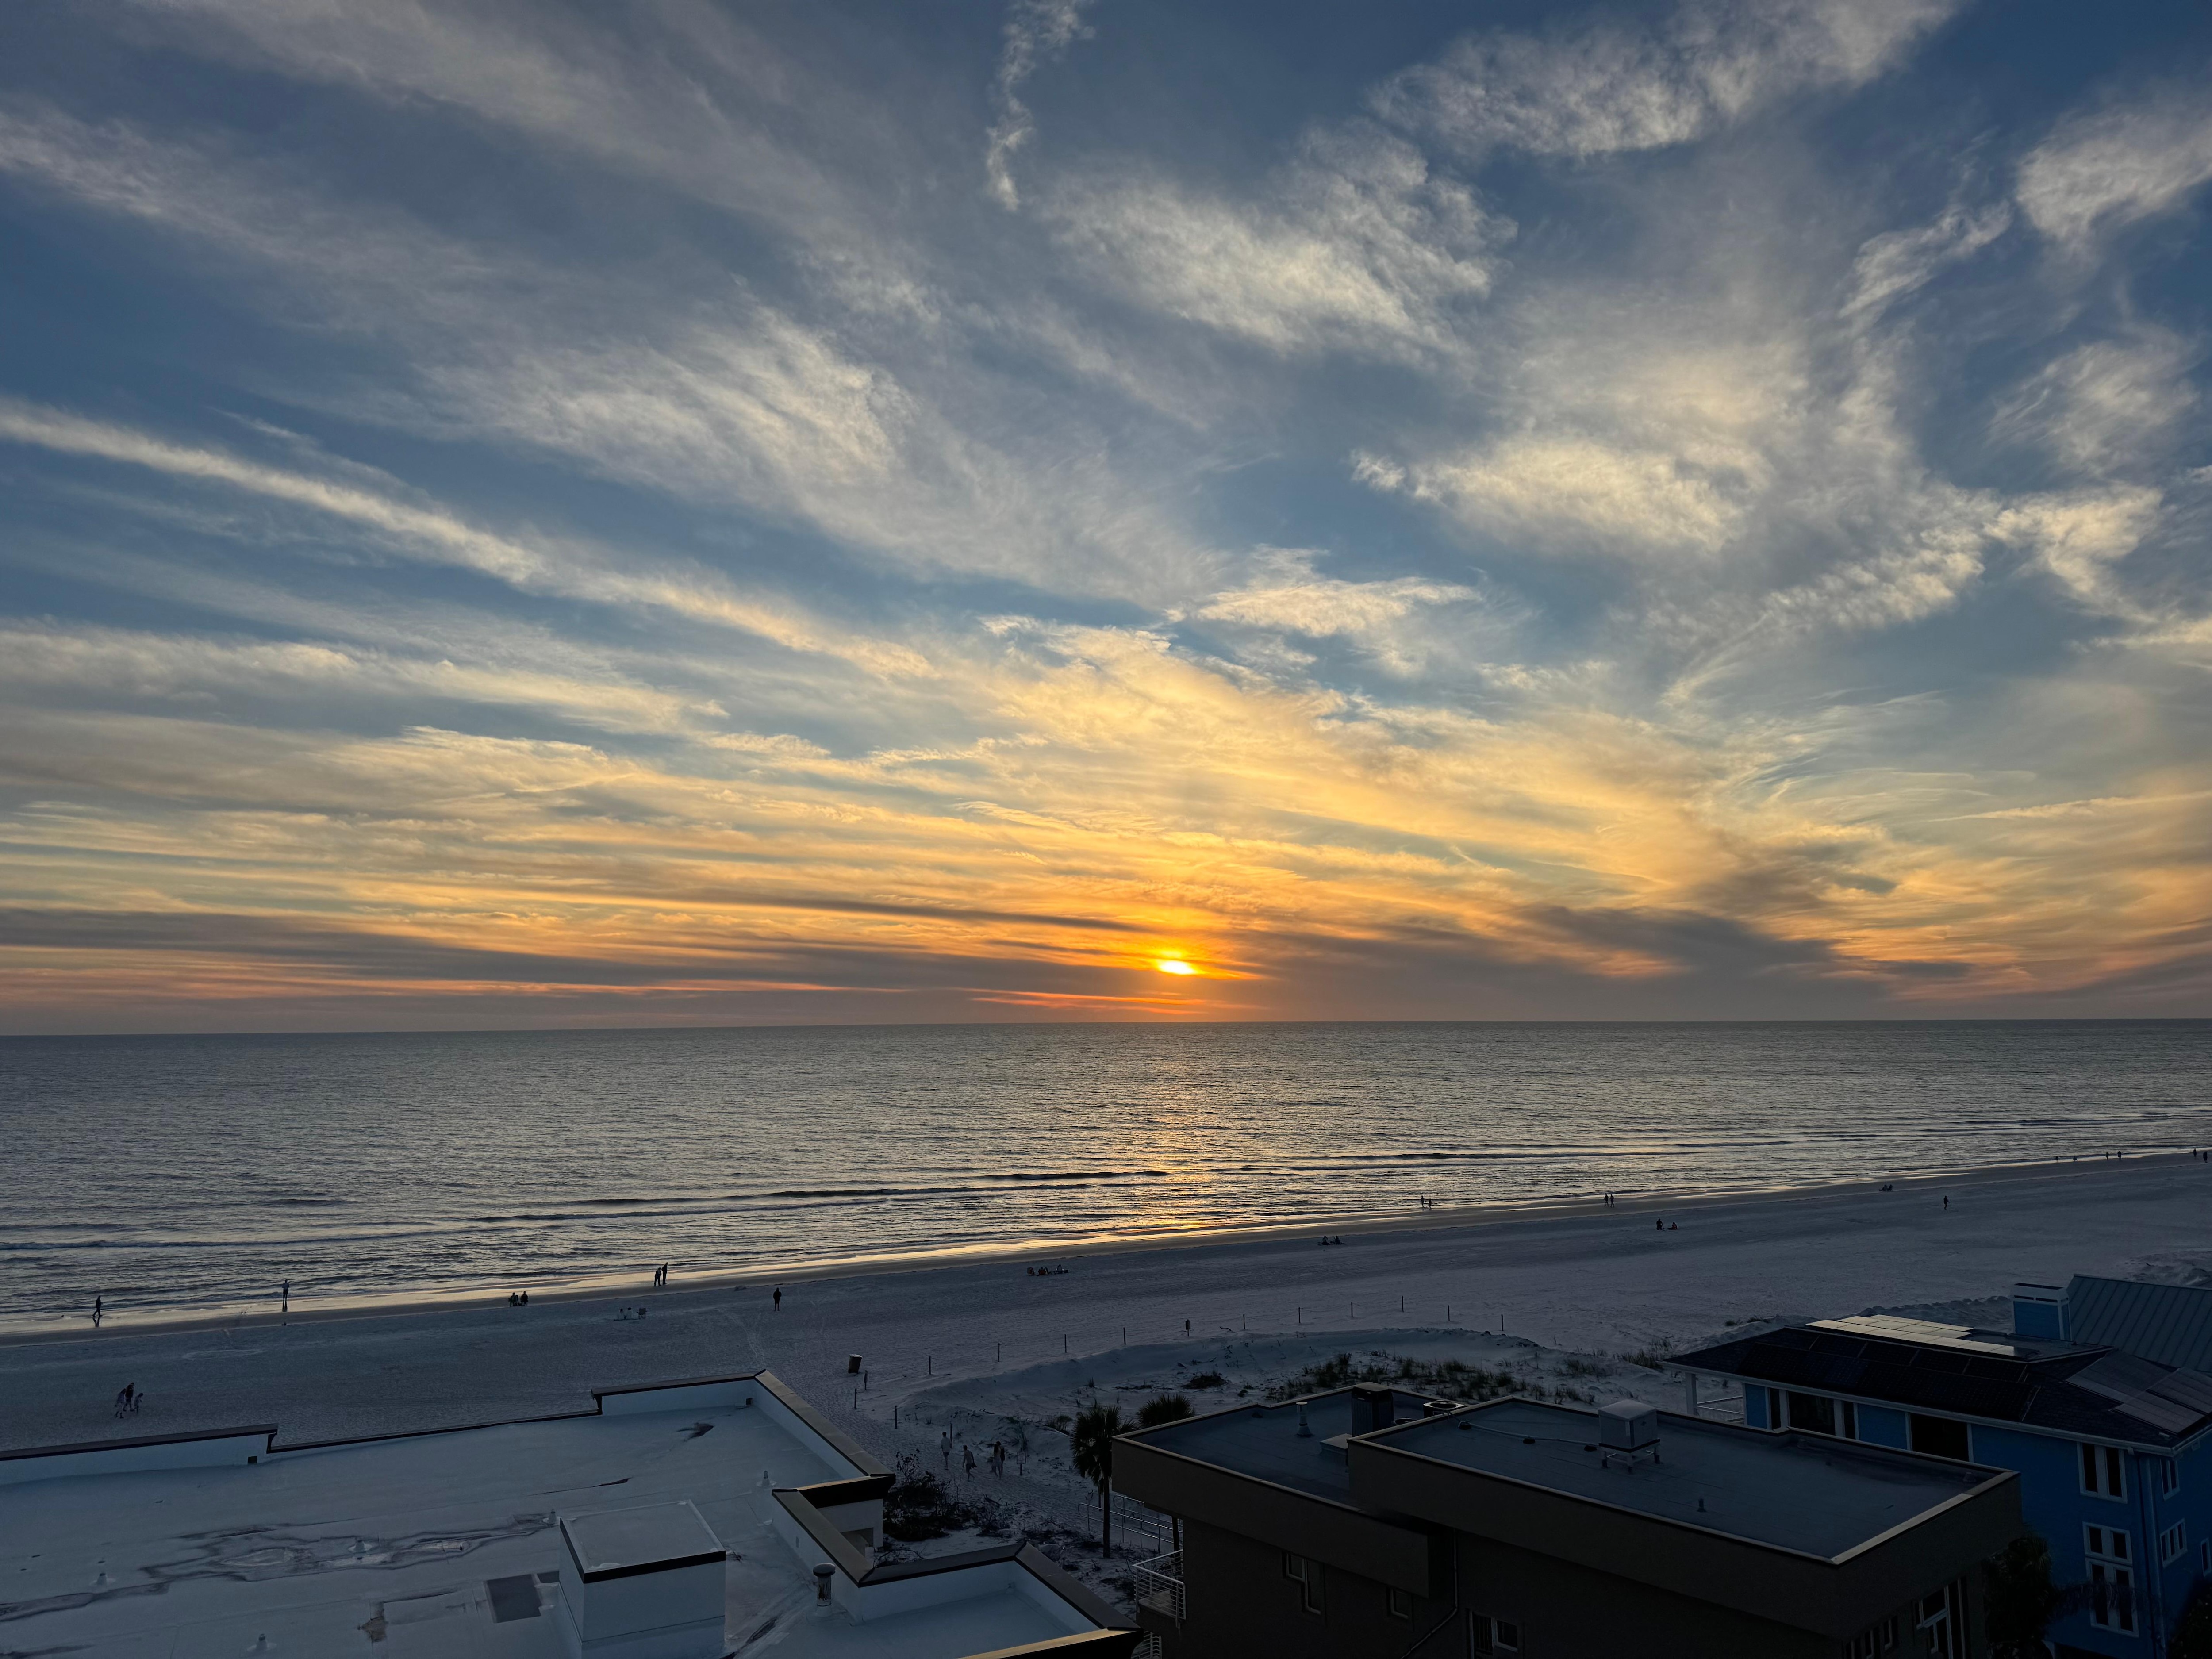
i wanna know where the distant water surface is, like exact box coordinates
[3,1022,2208,1328]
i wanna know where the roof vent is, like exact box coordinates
[1598,1399,1659,1452]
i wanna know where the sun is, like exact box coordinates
[1155,957,1198,976]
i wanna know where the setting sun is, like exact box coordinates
[1156,958,1198,976]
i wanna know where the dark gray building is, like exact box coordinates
[1114,1385,2024,1658]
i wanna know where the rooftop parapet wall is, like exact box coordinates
[0,1423,276,1486]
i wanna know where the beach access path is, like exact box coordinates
[4,1154,2209,1457]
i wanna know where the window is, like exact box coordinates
[1387,1587,1413,1621]
[1916,1581,1966,1659]
[1786,1392,1836,1436]
[1282,1552,1322,1615]
[1840,1399,1858,1440]
[2157,1457,2181,1497]
[1909,1414,1970,1461]
[1844,1618,1900,1659]
[1472,1614,1521,1653]
[2162,1522,2188,1565]
[2085,1526,2136,1634]
[2081,1442,2127,1499]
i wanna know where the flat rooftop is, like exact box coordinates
[0,1382,1098,1658]
[1376,1399,1999,1560]
[1134,1390,1442,1502]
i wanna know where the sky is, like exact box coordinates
[2,0,2211,1033]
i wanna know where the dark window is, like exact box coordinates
[1840,1399,1858,1440]
[1387,1587,1413,1620]
[1909,1414,1969,1461]
[2080,1442,2126,1498]
[1473,1614,1521,1653]
[1282,1553,1321,1615]
[1786,1393,1836,1435]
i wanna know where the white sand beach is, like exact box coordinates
[8,1154,2212,1597]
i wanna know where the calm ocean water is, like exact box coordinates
[3,1022,2209,1328]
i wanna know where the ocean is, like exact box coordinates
[4,1021,2208,1329]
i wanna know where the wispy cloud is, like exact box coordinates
[1051,127,1503,362]
[985,0,1095,210]
[1374,0,1962,161]
[2018,82,2212,256]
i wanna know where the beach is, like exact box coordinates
[9,1152,2209,1608]
[9,1153,2209,1454]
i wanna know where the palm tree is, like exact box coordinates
[1071,1403,1124,1551]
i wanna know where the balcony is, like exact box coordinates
[1134,1550,1185,1623]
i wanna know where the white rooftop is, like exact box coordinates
[0,1372,1121,1659]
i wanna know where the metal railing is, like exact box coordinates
[1113,1493,1175,1559]
[1134,1550,1185,1623]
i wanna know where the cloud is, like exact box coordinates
[984,0,1095,211]
[1050,127,1504,362]
[0,396,918,671]
[1843,199,2012,321]
[1190,550,1476,638]
[1374,0,1961,161]
[1993,487,2164,611]
[1353,323,1798,561]
[1991,333,2201,476]
[0,100,1224,604]
[2018,84,2212,256]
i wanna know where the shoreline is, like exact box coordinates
[8,1145,2194,1350]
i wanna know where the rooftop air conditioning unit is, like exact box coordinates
[1598,1399,1659,1452]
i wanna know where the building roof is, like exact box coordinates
[2067,1275,2212,1373]
[1674,1316,2212,1448]
[0,1371,1124,1659]
[1371,1399,2001,1561]
[1124,1389,1443,1505]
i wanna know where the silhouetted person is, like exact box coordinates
[773,1286,782,1309]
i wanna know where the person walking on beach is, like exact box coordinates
[93,1295,102,1323]
[1943,1194,1949,1210]
[772,1286,782,1309]
[940,1429,952,1471]
[113,1383,131,1416]
[962,1442,976,1480]
[991,1440,1006,1477]
[281,1279,289,1314]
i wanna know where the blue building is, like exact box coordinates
[1674,1276,2212,1657]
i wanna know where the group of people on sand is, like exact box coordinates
[652,1263,671,1288]
[505,1290,532,1306]
[614,1304,650,1320]
[111,1382,143,1417]
[941,1430,1012,1479]
[1317,1234,1345,1247]
[1025,1264,1069,1276]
